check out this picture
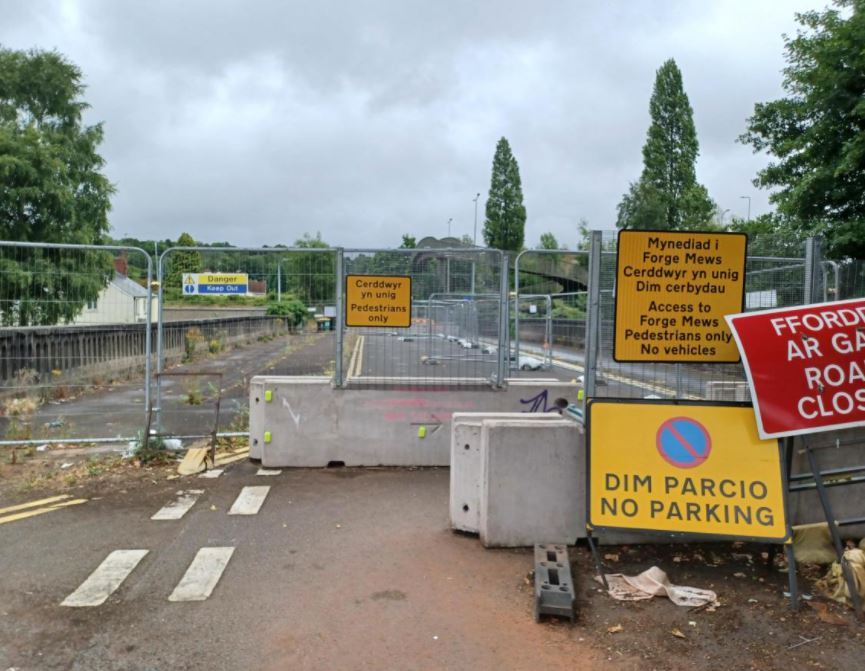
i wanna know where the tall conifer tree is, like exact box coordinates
[617,59,714,230]
[483,137,526,251]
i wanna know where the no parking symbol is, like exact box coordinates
[656,417,711,469]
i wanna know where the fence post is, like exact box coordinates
[143,254,153,426]
[514,251,524,366]
[334,247,345,387]
[155,249,168,429]
[583,231,604,407]
[496,253,509,387]
[803,237,817,305]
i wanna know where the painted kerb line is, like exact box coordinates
[0,497,87,525]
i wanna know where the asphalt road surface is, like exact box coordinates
[0,465,611,671]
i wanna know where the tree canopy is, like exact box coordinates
[483,137,526,252]
[616,59,714,231]
[537,232,560,250]
[0,47,114,325]
[740,0,865,258]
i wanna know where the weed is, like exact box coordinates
[63,473,78,487]
[4,417,33,442]
[208,338,223,354]
[184,327,205,361]
[133,431,175,465]
[184,381,203,406]
[216,402,249,451]
[86,458,105,477]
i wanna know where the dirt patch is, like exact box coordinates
[570,541,865,670]
[0,447,180,504]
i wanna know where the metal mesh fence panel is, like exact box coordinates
[0,242,153,445]
[514,250,590,378]
[832,258,865,300]
[155,247,337,438]
[341,248,506,386]
[590,231,811,402]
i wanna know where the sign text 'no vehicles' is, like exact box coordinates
[614,230,747,363]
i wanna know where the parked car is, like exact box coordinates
[510,354,543,370]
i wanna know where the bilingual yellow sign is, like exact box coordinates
[587,400,789,542]
[345,275,412,328]
[614,230,746,362]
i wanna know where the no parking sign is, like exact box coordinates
[587,399,789,541]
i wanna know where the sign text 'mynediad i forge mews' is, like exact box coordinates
[614,230,747,363]
[587,399,789,542]
[345,275,412,328]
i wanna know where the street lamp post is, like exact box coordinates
[740,195,751,221]
[473,193,480,245]
[447,217,453,237]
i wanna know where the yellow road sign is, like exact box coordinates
[345,275,412,328]
[614,230,746,362]
[587,399,789,541]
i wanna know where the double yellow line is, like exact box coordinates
[347,335,365,380]
[0,494,87,525]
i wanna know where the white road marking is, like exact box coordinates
[168,547,235,602]
[256,468,282,476]
[228,486,270,515]
[61,549,149,607]
[151,490,204,520]
[198,469,224,479]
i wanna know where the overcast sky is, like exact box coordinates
[1,1,819,249]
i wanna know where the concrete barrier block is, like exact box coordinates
[450,412,568,533]
[249,376,580,467]
[479,419,583,548]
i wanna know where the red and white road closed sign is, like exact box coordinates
[726,298,865,438]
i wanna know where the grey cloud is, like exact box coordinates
[0,0,819,248]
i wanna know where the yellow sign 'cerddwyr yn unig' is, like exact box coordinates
[587,400,789,542]
[614,230,746,362]
[346,275,412,328]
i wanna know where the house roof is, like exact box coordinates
[111,273,149,298]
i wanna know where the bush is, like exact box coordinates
[266,296,308,327]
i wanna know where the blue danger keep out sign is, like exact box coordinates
[196,283,247,294]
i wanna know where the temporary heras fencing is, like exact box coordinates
[582,232,827,403]
[154,245,338,440]
[1,233,862,447]
[0,240,154,448]
[340,247,509,387]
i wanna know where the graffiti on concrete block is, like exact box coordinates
[519,389,568,414]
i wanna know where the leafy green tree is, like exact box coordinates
[400,234,417,249]
[537,232,560,250]
[283,232,335,304]
[0,47,114,325]
[617,59,714,231]
[740,1,865,258]
[166,232,202,289]
[483,137,526,251]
